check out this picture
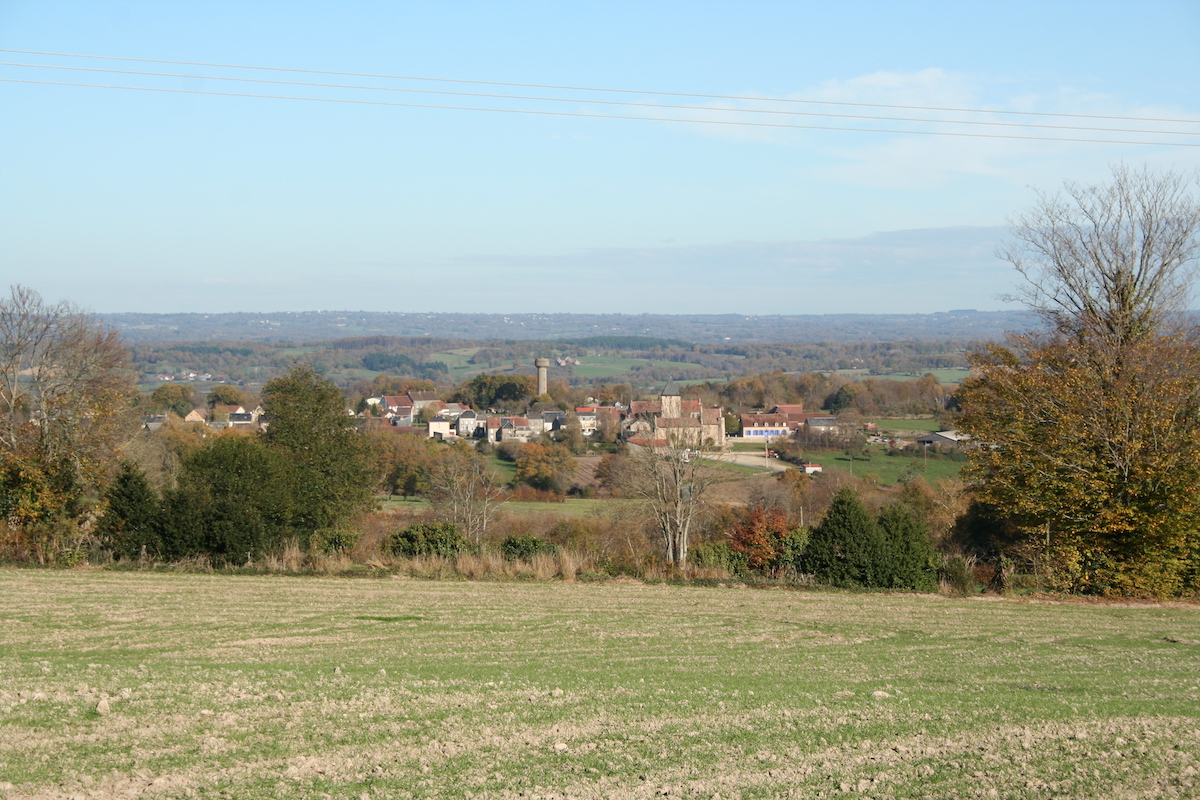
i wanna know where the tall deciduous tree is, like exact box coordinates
[614,435,728,569]
[426,443,505,544]
[0,285,136,538]
[261,364,376,534]
[959,166,1200,596]
[514,442,575,493]
[149,384,198,418]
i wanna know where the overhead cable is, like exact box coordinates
[4,77,1196,147]
[3,60,1197,138]
[3,47,1197,126]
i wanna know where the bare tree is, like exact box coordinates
[1000,163,1200,347]
[426,445,506,544]
[615,434,729,569]
[0,285,136,508]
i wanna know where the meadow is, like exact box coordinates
[2,570,1197,799]
[785,446,964,485]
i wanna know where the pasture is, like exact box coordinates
[1,571,1197,798]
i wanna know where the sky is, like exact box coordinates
[2,1,1198,315]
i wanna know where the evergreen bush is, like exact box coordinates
[876,502,939,590]
[499,533,556,561]
[96,463,162,561]
[389,521,470,558]
[803,487,887,587]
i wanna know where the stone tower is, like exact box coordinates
[535,358,550,397]
[660,379,682,419]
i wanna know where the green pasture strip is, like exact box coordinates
[572,357,703,379]
[485,454,519,484]
[868,369,971,383]
[2,570,1196,799]
[875,418,944,432]
[792,446,963,484]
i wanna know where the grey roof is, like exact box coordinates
[661,380,681,397]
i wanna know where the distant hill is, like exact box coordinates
[104,310,1038,345]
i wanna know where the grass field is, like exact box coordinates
[1,571,1197,799]
[875,418,944,433]
[794,446,964,484]
[572,357,704,380]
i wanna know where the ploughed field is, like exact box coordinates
[1,571,1198,799]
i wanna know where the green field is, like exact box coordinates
[872,369,971,383]
[2,571,1196,798]
[875,418,944,432]
[795,445,964,484]
[572,357,704,380]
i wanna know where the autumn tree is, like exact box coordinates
[148,384,197,417]
[0,285,137,555]
[514,442,575,493]
[958,165,1200,596]
[206,384,244,409]
[373,430,439,499]
[728,506,807,575]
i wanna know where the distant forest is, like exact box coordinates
[105,309,1036,344]
[131,335,976,394]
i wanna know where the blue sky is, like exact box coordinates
[2,1,1198,314]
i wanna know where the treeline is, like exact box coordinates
[96,366,376,565]
[129,335,973,393]
[682,370,955,420]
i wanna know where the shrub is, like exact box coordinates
[500,533,556,561]
[728,507,808,575]
[876,502,939,591]
[496,441,522,462]
[312,528,359,554]
[95,463,162,561]
[692,540,748,575]
[389,521,470,558]
[941,554,977,595]
[803,487,887,588]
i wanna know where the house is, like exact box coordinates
[527,412,547,435]
[406,391,441,412]
[184,408,208,424]
[739,413,795,439]
[575,407,599,436]
[456,409,483,438]
[916,430,969,448]
[803,415,839,435]
[441,403,471,419]
[498,417,535,443]
[428,416,454,440]
[625,382,726,447]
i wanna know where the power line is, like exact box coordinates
[4,47,1198,126]
[4,76,1196,147]
[4,60,1197,138]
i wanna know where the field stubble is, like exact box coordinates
[1,571,1198,799]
